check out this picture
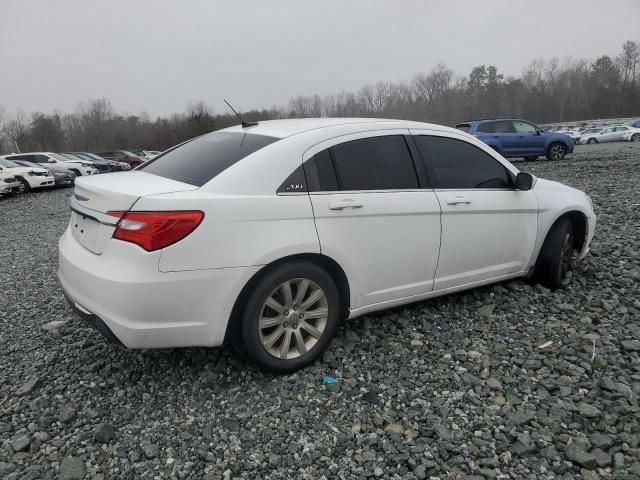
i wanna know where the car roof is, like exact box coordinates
[218,117,456,139]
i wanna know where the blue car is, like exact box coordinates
[632,119,640,128]
[456,118,574,161]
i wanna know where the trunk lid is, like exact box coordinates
[69,171,198,254]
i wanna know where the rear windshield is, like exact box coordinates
[455,123,471,133]
[139,132,279,186]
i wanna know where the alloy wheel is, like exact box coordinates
[258,278,329,359]
[550,144,565,160]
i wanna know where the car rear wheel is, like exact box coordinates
[524,156,538,161]
[533,218,573,291]
[546,142,567,161]
[16,177,29,193]
[70,169,81,176]
[631,133,639,142]
[587,138,598,144]
[238,261,340,373]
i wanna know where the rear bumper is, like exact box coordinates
[61,287,123,345]
[58,227,259,348]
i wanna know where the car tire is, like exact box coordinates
[587,138,598,145]
[524,156,538,161]
[631,133,639,142]
[238,261,341,373]
[533,217,573,291]
[15,177,30,193]
[546,142,567,161]
[70,169,81,176]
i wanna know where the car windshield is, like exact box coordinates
[0,158,20,168]
[139,131,279,186]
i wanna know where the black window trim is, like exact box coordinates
[412,133,516,191]
[289,132,430,195]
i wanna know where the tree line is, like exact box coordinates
[1,40,639,154]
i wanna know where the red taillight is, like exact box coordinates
[107,211,204,251]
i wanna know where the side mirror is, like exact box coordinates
[515,172,534,190]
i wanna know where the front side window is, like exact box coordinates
[414,135,511,189]
[140,131,278,187]
[513,121,538,134]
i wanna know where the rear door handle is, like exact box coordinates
[328,200,364,210]
[446,195,472,205]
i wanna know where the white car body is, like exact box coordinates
[577,125,639,144]
[1,152,98,176]
[59,118,596,352]
[622,127,640,142]
[0,168,21,194]
[0,158,55,190]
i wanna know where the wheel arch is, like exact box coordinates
[224,252,351,343]
[542,210,588,255]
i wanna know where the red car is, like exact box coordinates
[95,150,146,167]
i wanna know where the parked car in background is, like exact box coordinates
[60,153,111,173]
[1,152,98,176]
[96,150,145,167]
[0,158,55,192]
[59,118,595,372]
[12,160,76,187]
[631,119,640,129]
[576,126,637,144]
[68,152,131,171]
[131,150,160,161]
[0,168,21,196]
[455,118,574,161]
[623,128,640,142]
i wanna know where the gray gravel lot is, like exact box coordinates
[1,142,639,480]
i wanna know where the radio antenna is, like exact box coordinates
[224,99,258,128]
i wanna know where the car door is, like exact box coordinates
[410,130,538,291]
[476,120,518,155]
[305,130,442,308]
[613,126,629,141]
[512,120,546,155]
[598,128,615,142]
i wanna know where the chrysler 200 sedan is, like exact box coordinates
[58,118,596,372]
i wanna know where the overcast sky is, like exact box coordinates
[1,0,639,118]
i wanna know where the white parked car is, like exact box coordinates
[58,118,596,372]
[0,167,21,195]
[0,158,55,192]
[1,152,98,176]
[622,127,640,142]
[576,125,639,144]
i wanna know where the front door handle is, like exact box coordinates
[328,200,364,210]
[446,195,472,205]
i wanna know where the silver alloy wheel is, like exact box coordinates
[17,181,26,193]
[550,144,565,160]
[258,278,329,360]
[632,133,639,142]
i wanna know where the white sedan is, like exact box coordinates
[0,158,55,192]
[1,152,98,177]
[59,118,596,372]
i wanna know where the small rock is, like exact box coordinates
[373,467,384,477]
[10,434,33,452]
[580,469,599,480]
[508,410,535,426]
[613,452,625,470]
[42,320,68,331]
[59,405,76,423]
[59,456,85,480]
[16,377,39,396]
[384,423,404,434]
[94,423,115,444]
[143,444,160,459]
[362,392,379,404]
[577,402,601,418]
[0,463,17,476]
[432,424,454,442]
[478,305,494,317]
[621,340,640,352]
[565,443,597,469]
[486,378,502,390]
[590,432,613,449]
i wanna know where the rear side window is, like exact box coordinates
[414,135,511,189]
[140,132,278,186]
[330,135,418,190]
[477,121,515,134]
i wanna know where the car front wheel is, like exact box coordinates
[239,261,340,373]
[16,177,29,193]
[587,138,598,145]
[631,133,639,142]
[546,142,567,161]
[534,218,573,290]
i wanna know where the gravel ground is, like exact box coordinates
[1,142,639,480]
